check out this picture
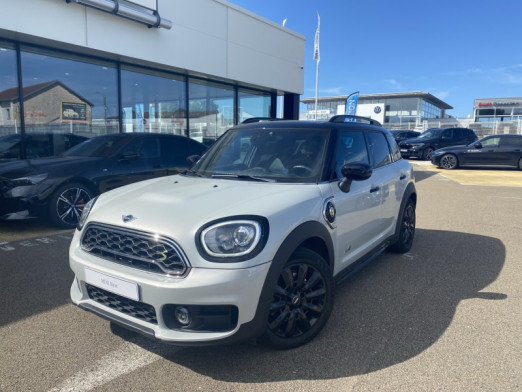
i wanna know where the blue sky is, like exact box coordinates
[228,0,522,118]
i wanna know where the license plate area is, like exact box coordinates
[85,268,139,301]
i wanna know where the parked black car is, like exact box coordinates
[0,133,88,163]
[399,127,478,160]
[0,133,206,228]
[390,130,421,143]
[431,134,522,170]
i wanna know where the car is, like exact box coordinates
[0,133,88,163]
[399,127,478,160]
[390,129,421,143]
[69,115,417,349]
[0,133,206,228]
[431,134,522,170]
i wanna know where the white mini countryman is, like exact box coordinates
[69,116,417,349]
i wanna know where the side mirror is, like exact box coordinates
[474,142,482,149]
[186,154,201,165]
[338,163,373,193]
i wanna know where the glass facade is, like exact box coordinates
[0,42,275,160]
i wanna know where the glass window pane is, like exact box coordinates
[20,48,119,148]
[121,67,186,136]
[0,42,20,161]
[239,89,271,122]
[189,79,234,146]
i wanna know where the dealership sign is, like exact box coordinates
[62,102,86,121]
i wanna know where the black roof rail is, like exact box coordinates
[241,117,285,124]
[329,115,382,127]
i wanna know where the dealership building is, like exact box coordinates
[301,92,453,130]
[0,0,305,156]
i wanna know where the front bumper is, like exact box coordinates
[70,246,272,345]
[399,147,423,158]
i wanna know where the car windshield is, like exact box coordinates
[63,135,129,157]
[187,127,329,183]
[417,129,442,139]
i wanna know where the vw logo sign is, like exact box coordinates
[374,106,382,114]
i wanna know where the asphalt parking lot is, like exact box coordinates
[0,162,521,392]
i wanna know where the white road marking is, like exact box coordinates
[49,337,166,392]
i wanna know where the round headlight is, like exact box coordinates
[201,220,261,257]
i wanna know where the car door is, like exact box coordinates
[98,136,168,192]
[460,136,501,166]
[494,136,522,166]
[329,130,384,271]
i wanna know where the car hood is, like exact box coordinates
[0,156,102,179]
[83,174,326,267]
[400,137,435,145]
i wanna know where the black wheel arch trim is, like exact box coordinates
[392,182,417,243]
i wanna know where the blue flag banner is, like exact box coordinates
[345,91,359,121]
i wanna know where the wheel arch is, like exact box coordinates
[393,181,417,241]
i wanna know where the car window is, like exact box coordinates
[334,131,369,178]
[442,129,453,139]
[499,136,522,148]
[160,137,206,166]
[482,137,500,147]
[385,133,402,162]
[366,131,391,169]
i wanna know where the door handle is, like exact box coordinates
[399,174,406,180]
[370,186,380,193]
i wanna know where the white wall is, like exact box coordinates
[0,0,305,94]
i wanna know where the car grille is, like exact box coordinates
[86,283,157,324]
[80,223,190,276]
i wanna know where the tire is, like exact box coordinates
[48,182,94,228]
[439,153,458,170]
[389,199,416,253]
[422,147,434,160]
[261,248,334,349]
[518,157,522,171]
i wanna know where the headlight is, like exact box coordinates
[199,218,268,260]
[77,196,98,231]
[9,173,48,187]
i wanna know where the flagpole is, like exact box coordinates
[314,11,320,120]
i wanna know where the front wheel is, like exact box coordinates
[261,248,334,349]
[439,153,458,170]
[389,199,416,253]
[518,157,522,170]
[48,182,94,228]
[422,147,434,160]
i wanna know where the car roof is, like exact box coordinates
[234,118,389,134]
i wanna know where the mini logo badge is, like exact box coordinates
[122,214,137,223]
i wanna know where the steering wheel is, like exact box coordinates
[291,165,313,176]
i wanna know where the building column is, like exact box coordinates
[283,93,299,120]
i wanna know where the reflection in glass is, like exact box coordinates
[189,79,234,146]
[121,67,186,136]
[239,89,271,122]
[0,43,20,148]
[20,49,119,139]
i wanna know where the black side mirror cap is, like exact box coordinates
[338,163,373,193]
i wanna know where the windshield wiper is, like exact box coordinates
[182,169,204,177]
[211,173,274,182]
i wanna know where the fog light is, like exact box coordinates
[174,306,191,326]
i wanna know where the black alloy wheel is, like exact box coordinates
[262,248,334,349]
[390,199,416,253]
[440,153,458,170]
[422,147,434,160]
[49,182,94,228]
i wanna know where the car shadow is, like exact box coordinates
[122,228,506,381]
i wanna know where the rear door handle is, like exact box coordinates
[400,174,406,180]
[370,186,380,193]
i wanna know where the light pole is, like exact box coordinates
[313,11,320,120]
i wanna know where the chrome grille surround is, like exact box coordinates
[80,223,190,277]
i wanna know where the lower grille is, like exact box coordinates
[86,283,157,324]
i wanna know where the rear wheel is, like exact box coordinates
[48,182,94,228]
[261,248,334,349]
[390,199,416,253]
[440,153,458,170]
[518,157,522,170]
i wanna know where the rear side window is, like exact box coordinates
[385,133,402,162]
[366,131,391,168]
[499,136,522,148]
